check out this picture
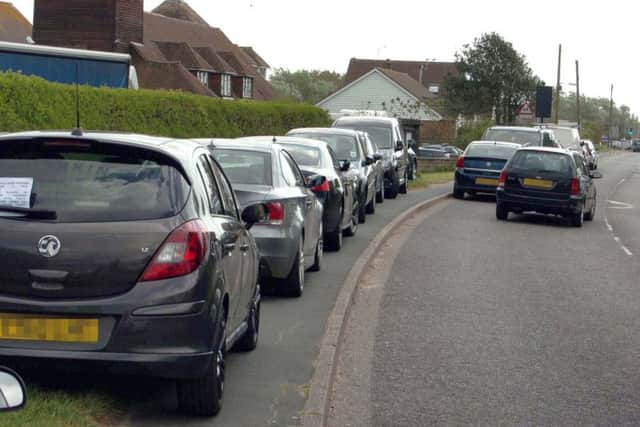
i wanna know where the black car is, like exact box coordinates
[496,147,602,227]
[287,128,377,224]
[0,131,268,416]
[271,136,359,251]
[454,141,520,198]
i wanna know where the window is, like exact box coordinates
[282,151,305,186]
[207,156,239,219]
[213,149,272,186]
[221,74,232,97]
[337,123,394,149]
[428,85,440,94]
[196,155,224,215]
[279,152,298,187]
[283,145,323,168]
[243,77,253,98]
[510,151,572,176]
[196,71,209,87]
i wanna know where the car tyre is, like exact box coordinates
[366,194,376,214]
[285,238,305,297]
[358,200,367,224]
[234,291,260,352]
[496,203,509,221]
[386,175,399,199]
[309,225,323,272]
[343,213,358,237]
[177,309,226,416]
[571,207,584,228]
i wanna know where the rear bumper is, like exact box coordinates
[455,170,499,194]
[252,227,297,279]
[496,190,583,215]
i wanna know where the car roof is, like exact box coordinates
[266,136,329,149]
[467,140,522,149]
[333,116,398,125]
[488,126,540,133]
[212,137,277,153]
[288,127,360,137]
[516,146,572,155]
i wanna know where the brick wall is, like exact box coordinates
[419,120,457,145]
[114,0,143,53]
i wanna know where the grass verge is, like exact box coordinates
[409,171,454,191]
[0,385,125,427]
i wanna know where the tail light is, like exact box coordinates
[257,202,285,226]
[497,170,507,188]
[455,156,465,169]
[140,220,208,282]
[311,180,331,193]
[570,177,580,195]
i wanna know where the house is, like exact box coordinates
[343,58,458,98]
[317,67,453,144]
[0,2,32,43]
[29,0,275,100]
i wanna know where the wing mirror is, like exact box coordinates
[589,171,603,179]
[305,174,327,189]
[241,203,269,230]
[339,160,351,171]
[0,368,26,411]
[396,140,404,151]
[373,153,383,161]
[580,140,585,147]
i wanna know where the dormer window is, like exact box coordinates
[243,77,253,99]
[221,74,232,97]
[197,71,209,87]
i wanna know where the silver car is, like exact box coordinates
[211,139,324,298]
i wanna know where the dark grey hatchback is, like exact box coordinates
[0,131,267,416]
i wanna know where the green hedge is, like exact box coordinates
[0,72,330,137]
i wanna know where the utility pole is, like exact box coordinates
[575,60,581,129]
[608,84,614,146]
[554,44,562,124]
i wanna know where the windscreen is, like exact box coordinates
[282,145,323,168]
[483,129,540,146]
[466,144,518,160]
[0,139,189,222]
[214,149,273,185]
[336,123,394,149]
[290,133,360,162]
[552,128,578,148]
[510,151,572,175]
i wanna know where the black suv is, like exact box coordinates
[0,131,267,416]
[496,147,601,227]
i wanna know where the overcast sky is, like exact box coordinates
[13,0,639,114]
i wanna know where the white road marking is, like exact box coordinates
[604,179,633,257]
[608,200,634,208]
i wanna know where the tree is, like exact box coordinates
[269,69,343,104]
[445,33,541,124]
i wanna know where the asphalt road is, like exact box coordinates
[331,151,640,426]
[118,183,451,427]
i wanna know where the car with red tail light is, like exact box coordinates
[495,147,602,227]
[211,138,324,297]
[0,131,267,417]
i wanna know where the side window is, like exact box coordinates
[207,156,239,219]
[196,155,224,215]
[573,154,586,176]
[282,151,305,186]
[365,138,375,156]
[327,147,341,170]
[280,152,298,187]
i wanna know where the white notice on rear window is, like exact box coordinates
[0,178,34,209]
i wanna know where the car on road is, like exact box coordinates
[453,141,520,198]
[332,116,409,198]
[483,126,559,147]
[496,147,602,227]
[358,131,386,206]
[580,140,598,170]
[542,126,581,150]
[632,140,640,152]
[286,128,377,224]
[212,139,324,297]
[258,136,360,251]
[0,131,268,416]
[415,146,451,159]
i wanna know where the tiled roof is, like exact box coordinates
[132,58,217,97]
[377,68,432,100]
[154,41,212,70]
[192,47,237,74]
[0,1,32,43]
[151,0,208,26]
[240,46,270,68]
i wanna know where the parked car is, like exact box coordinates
[496,147,602,227]
[632,140,640,152]
[261,136,360,251]
[442,145,464,157]
[332,116,409,198]
[580,140,598,170]
[286,128,377,224]
[484,126,559,147]
[358,131,386,204]
[212,139,324,297]
[453,141,520,198]
[0,131,268,416]
[407,146,418,180]
[541,126,581,150]
[415,147,451,159]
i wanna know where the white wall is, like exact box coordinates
[318,71,440,121]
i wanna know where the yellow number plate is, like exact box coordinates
[523,178,554,189]
[475,178,499,186]
[0,314,99,343]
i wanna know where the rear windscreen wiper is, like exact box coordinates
[0,205,57,220]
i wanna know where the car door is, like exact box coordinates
[207,155,256,328]
[278,150,311,256]
[364,136,380,197]
[282,150,320,259]
[572,153,593,211]
[196,154,244,332]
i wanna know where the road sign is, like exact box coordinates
[516,101,535,124]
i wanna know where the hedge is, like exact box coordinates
[0,72,330,137]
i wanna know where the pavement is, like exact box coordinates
[124,182,453,427]
[329,151,640,426]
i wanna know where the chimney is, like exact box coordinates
[33,0,143,53]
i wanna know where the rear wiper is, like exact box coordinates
[0,205,57,220]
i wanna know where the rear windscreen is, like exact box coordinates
[466,144,518,159]
[289,133,360,162]
[0,139,190,222]
[214,149,272,185]
[483,129,540,146]
[510,151,572,175]
[282,145,323,168]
